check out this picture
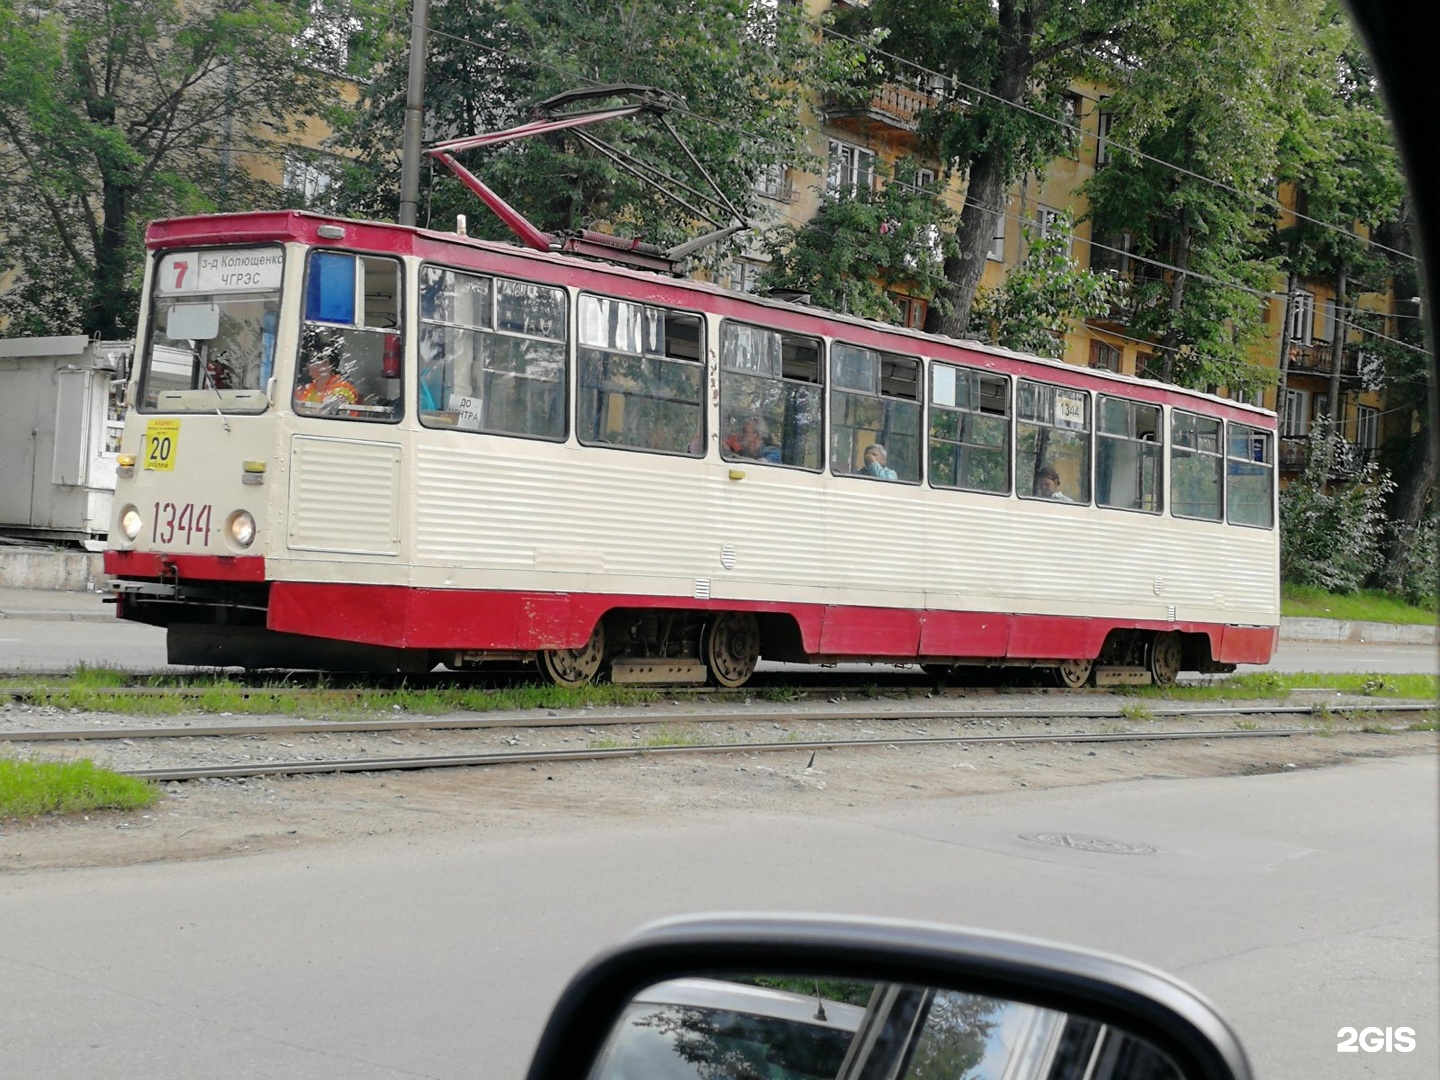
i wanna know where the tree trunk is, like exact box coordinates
[1158,225,1192,382]
[1321,265,1348,473]
[924,151,1009,338]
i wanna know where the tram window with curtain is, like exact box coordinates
[576,294,704,456]
[1226,421,1275,528]
[1096,395,1162,512]
[1170,411,1224,521]
[928,364,1011,495]
[417,265,567,440]
[719,321,823,470]
[830,343,921,482]
[296,250,403,421]
[1016,380,1091,503]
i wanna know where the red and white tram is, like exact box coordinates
[103,209,1278,688]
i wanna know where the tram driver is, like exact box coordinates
[295,330,360,415]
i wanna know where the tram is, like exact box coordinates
[102,204,1278,688]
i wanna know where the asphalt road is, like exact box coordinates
[0,611,1434,676]
[0,754,1434,1080]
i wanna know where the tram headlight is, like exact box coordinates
[119,505,143,541]
[227,510,257,548]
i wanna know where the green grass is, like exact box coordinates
[1282,585,1438,625]
[1130,671,1438,703]
[0,670,665,718]
[0,758,159,819]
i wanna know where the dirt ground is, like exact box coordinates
[2,697,1434,873]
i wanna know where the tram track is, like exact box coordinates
[1,699,1430,783]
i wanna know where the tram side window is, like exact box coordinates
[830,343,921,482]
[577,294,704,456]
[928,364,1011,495]
[719,322,823,470]
[1170,411,1224,521]
[1096,396,1161,512]
[296,251,402,421]
[1016,380,1091,503]
[1226,422,1274,528]
[417,265,567,440]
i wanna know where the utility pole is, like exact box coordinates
[398,0,430,227]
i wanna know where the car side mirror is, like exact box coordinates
[523,914,1252,1080]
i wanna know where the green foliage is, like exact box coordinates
[1375,513,1440,609]
[758,158,956,321]
[0,757,158,819]
[0,0,328,339]
[333,1,834,256]
[1279,424,1394,593]
[967,213,1122,359]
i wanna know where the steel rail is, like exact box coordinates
[122,726,1306,783]
[0,701,1430,744]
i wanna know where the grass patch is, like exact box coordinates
[1120,702,1154,722]
[645,727,706,748]
[1144,671,1438,702]
[0,676,663,719]
[1282,586,1438,625]
[0,758,158,819]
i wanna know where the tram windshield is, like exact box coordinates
[137,246,283,413]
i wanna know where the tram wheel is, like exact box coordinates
[1148,632,1183,688]
[1052,659,1094,689]
[537,623,606,687]
[704,612,761,688]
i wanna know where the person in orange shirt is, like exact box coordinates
[295,353,359,414]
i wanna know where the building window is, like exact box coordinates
[1089,340,1122,372]
[1061,93,1083,156]
[827,140,875,196]
[892,295,927,328]
[1355,404,1378,450]
[754,163,791,201]
[283,156,333,205]
[1095,106,1115,166]
[296,0,360,74]
[1281,388,1310,438]
[1035,206,1070,255]
[725,261,764,294]
[1320,297,1339,344]
[989,205,1006,261]
[1288,289,1315,344]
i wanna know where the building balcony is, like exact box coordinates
[1285,341,1361,378]
[822,79,943,134]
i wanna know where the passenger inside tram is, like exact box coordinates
[860,443,898,479]
[725,416,782,463]
[1036,464,1074,502]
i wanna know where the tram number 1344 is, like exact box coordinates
[151,502,213,546]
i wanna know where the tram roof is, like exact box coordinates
[145,209,1275,424]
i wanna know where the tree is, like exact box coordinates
[1279,421,1392,593]
[757,157,955,322]
[967,212,1121,359]
[333,1,834,257]
[828,0,1184,339]
[0,0,328,340]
